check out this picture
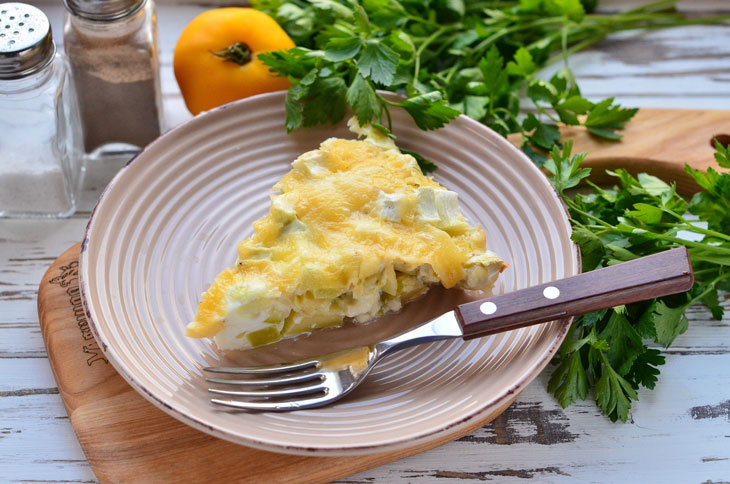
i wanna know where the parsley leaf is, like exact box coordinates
[258,47,316,79]
[399,92,461,131]
[652,301,689,347]
[346,73,378,124]
[701,288,724,321]
[310,0,353,17]
[548,351,589,408]
[506,47,536,77]
[595,357,637,423]
[402,149,438,174]
[479,46,508,96]
[626,349,665,390]
[523,112,562,151]
[463,95,489,120]
[324,36,362,61]
[635,301,658,339]
[284,84,304,132]
[544,140,590,194]
[584,98,639,140]
[713,139,730,168]
[546,0,586,21]
[301,76,347,127]
[599,310,645,376]
[571,226,605,271]
[559,95,593,114]
[358,40,399,86]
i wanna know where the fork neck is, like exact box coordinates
[374,311,462,357]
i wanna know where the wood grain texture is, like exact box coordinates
[457,248,693,338]
[37,244,518,484]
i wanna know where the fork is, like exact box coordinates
[204,247,693,411]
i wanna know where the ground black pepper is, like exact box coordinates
[63,0,162,154]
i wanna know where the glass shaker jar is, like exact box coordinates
[63,0,162,158]
[0,2,82,218]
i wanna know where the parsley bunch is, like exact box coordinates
[255,0,727,167]
[545,141,730,422]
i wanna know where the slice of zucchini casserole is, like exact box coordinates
[186,119,506,350]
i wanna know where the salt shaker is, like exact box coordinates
[63,0,162,157]
[0,3,82,218]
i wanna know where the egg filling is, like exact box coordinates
[186,119,506,350]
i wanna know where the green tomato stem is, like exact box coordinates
[211,42,253,66]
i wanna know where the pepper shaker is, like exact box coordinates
[0,3,82,218]
[63,0,162,158]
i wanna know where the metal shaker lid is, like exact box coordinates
[63,0,145,21]
[0,3,55,80]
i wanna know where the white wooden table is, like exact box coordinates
[2,1,730,482]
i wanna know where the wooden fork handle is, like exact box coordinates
[455,247,694,340]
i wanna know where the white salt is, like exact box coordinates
[0,161,73,216]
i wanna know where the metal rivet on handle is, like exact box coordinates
[543,286,560,299]
[480,301,497,315]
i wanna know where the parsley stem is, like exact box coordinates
[643,234,730,255]
[403,14,435,26]
[465,1,517,11]
[585,13,730,31]
[469,17,567,59]
[535,104,561,124]
[544,34,605,69]
[684,272,730,308]
[558,22,581,92]
[692,268,722,278]
[443,59,463,86]
[566,202,615,229]
[378,96,402,107]
[413,27,448,82]
[624,0,678,14]
[384,98,393,131]
[655,223,730,243]
[561,22,569,71]
[493,107,522,129]
[580,223,730,256]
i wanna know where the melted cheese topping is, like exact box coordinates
[187,119,506,349]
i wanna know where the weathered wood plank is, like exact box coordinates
[598,0,730,13]
[3,1,730,483]
[2,351,728,482]
[0,395,97,483]
[344,353,730,483]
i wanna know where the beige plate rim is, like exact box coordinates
[79,90,580,456]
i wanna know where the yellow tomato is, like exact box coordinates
[173,8,295,115]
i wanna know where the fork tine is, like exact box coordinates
[208,381,328,399]
[203,360,319,375]
[205,372,323,387]
[211,393,335,411]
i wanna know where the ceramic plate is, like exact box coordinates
[79,91,579,456]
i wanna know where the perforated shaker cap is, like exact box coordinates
[63,0,145,21]
[0,3,55,80]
